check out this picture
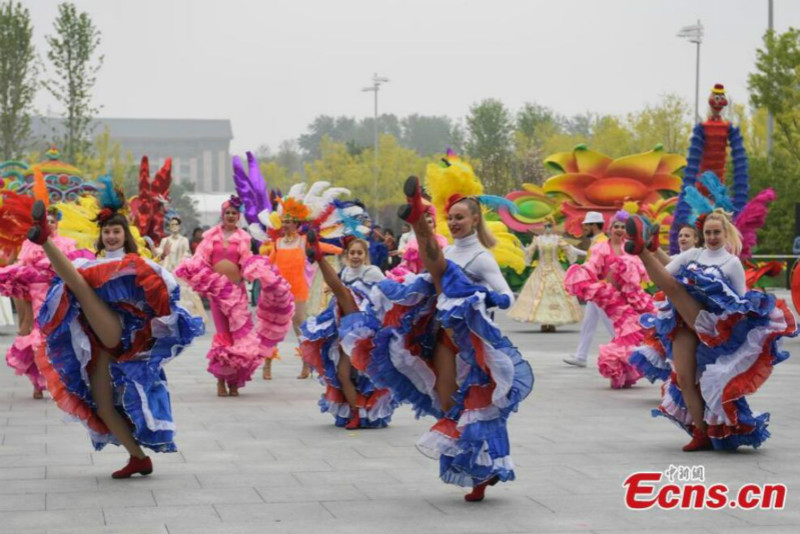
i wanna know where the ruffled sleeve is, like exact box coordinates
[194,227,217,265]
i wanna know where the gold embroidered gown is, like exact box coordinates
[508,234,583,325]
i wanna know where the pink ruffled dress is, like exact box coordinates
[564,240,655,388]
[0,236,81,390]
[387,234,449,281]
[175,226,294,388]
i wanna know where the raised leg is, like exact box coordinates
[89,349,146,459]
[315,257,358,315]
[40,239,122,348]
[627,216,703,327]
[638,249,703,327]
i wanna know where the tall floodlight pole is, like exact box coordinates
[677,20,704,122]
[767,0,774,162]
[362,73,389,225]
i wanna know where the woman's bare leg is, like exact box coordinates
[316,258,358,315]
[40,239,122,347]
[639,249,703,327]
[411,215,447,289]
[672,326,707,433]
[654,248,671,266]
[294,301,311,378]
[15,298,33,335]
[432,338,458,413]
[90,349,146,458]
[336,349,359,410]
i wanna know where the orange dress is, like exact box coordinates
[269,237,341,303]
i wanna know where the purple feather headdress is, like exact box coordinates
[611,210,630,224]
[221,195,243,216]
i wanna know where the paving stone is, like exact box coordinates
[46,489,156,510]
[0,295,797,534]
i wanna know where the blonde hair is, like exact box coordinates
[453,197,497,249]
[344,238,371,266]
[704,209,742,256]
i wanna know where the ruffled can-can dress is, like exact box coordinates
[36,253,204,452]
[300,279,397,428]
[348,261,533,487]
[629,262,797,449]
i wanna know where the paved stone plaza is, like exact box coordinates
[1,293,798,534]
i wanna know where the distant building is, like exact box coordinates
[29,117,234,193]
[188,192,236,228]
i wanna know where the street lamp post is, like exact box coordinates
[677,20,704,122]
[362,73,389,226]
[767,0,774,162]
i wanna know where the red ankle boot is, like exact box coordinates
[111,455,153,479]
[27,200,51,245]
[345,410,361,430]
[624,215,660,255]
[396,176,426,224]
[682,428,713,452]
[464,475,500,502]
[305,229,323,263]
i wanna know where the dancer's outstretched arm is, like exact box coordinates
[41,239,122,349]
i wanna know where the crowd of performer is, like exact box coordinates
[0,124,796,502]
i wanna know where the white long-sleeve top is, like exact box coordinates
[666,246,747,296]
[444,233,514,308]
[340,264,385,285]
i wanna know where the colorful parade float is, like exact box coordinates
[496,83,779,293]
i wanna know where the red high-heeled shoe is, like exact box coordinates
[111,455,153,479]
[624,215,660,255]
[464,475,500,502]
[396,176,426,224]
[682,428,713,452]
[345,410,361,430]
[27,200,51,245]
[305,229,323,263]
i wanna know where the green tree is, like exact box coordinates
[75,128,132,189]
[301,134,429,226]
[515,103,561,144]
[730,104,767,159]
[466,98,515,194]
[0,1,37,160]
[512,103,562,184]
[627,94,691,154]
[170,181,202,236]
[748,28,800,163]
[584,115,634,158]
[401,114,458,156]
[44,2,103,163]
[748,152,800,253]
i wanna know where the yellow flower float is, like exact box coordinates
[543,144,685,236]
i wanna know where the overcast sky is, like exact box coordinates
[25,0,800,154]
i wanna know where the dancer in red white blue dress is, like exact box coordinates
[626,210,797,450]
[21,178,204,478]
[341,173,533,502]
[301,236,397,429]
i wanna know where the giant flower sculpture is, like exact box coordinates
[497,183,562,233]
[543,145,685,236]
